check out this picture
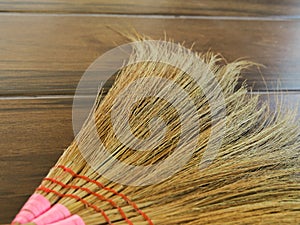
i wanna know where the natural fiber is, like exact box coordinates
[12,37,300,225]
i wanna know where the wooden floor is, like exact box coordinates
[1,1,300,223]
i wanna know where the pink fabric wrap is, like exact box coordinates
[48,215,85,225]
[32,204,71,225]
[11,194,51,224]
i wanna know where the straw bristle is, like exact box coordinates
[13,37,300,225]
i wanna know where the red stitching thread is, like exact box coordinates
[36,186,113,225]
[44,177,133,225]
[54,165,154,225]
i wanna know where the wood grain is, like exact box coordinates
[0,0,300,16]
[0,93,299,222]
[1,15,300,96]
[0,97,73,222]
[1,1,300,223]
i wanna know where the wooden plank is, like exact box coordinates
[0,97,74,222]
[0,15,300,96]
[0,0,299,16]
[0,93,299,222]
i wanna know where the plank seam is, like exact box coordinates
[0,12,300,21]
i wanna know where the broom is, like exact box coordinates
[11,38,300,225]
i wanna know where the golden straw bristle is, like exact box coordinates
[12,36,300,225]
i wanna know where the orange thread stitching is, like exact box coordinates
[36,186,113,225]
[44,177,133,225]
[55,165,154,225]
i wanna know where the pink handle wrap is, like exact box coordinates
[48,215,85,225]
[32,204,71,225]
[12,194,51,224]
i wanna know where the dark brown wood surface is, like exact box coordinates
[0,98,73,222]
[1,15,300,96]
[1,1,300,223]
[0,0,300,16]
